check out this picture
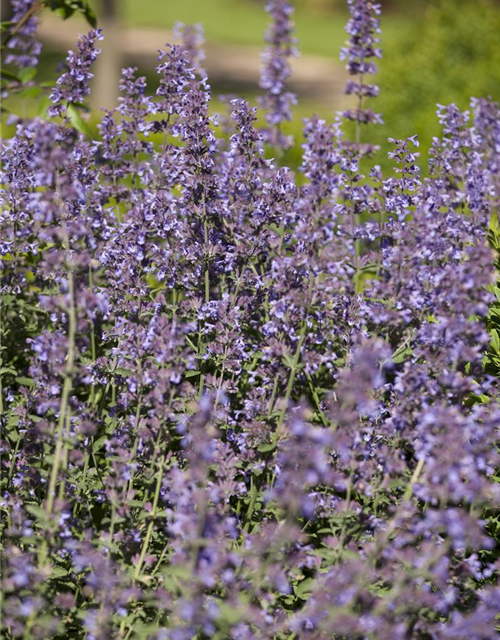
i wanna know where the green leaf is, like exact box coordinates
[18,86,42,100]
[281,354,296,369]
[0,21,16,31]
[490,328,500,353]
[490,212,500,235]
[18,67,37,83]
[467,393,491,406]
[67,104,92,137]
[53,6,73,19]
[48,0,97,27]
[0,68,20,82]
[358,262,379,274]
[217,602,246,626]
[184,370,201,378]
[26,504,50,524]
[114,367,134,378]
[83,6,98,28]
[391,343,413,365]
[92,435,107,453]
[16,376,35,387]
[37,96,52,119]
[0,366,17,376]
[294,577,315,600]
[258,442,277,453]
[50,566,71,580]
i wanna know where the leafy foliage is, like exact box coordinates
[375,0,500,162]
[46,0,97,26]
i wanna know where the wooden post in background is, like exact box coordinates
[1,0,13,22]
[92,0,122,111]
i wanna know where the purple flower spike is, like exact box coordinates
[4,0,42,70]
[259,0,298,149]
[174,22,207,78]
[49,29,103,117]
[341,0,383,147]
[341,0,382,77]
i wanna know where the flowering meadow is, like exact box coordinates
[1,0,500,638]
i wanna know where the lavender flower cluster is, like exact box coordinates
[3,0,42,70]
[1,1,500,639]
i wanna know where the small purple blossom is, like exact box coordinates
[4,0,42,69]
[49,29,103,117]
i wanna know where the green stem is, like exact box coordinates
[123,626,134,640]
[133,456,165,581]
[244,475,258,532]
[125,391,143,495]
[198,197,211,398]
[267,377,279,418]
[89,265,97,405]
[332,466,356,559]
[349,169,361,292]
[369,457,425,566]
[403,457,425,502]
[355,70,364,150]
[109,503,117,542]
[273,322,307,443]
[46,271,76,515]
[203,194,210,304]
[40,248,77,567]
[151,541,170,577]
[306,372,328,427]
[6,433,22,488]
[57,407,72,502]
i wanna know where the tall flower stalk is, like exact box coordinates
[341,0,383,154]
[259,0,298,151]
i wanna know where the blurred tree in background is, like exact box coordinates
[374,0,500,165]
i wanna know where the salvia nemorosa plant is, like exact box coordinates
[1,0,500,638]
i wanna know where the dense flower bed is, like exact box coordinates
[1,1,500,638]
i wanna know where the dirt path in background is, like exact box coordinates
[38,15,349,110]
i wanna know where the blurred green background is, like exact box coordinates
[4,0,500,168]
